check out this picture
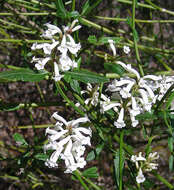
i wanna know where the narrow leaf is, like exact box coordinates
[86,150,95,161]
[34,153,49,161]
[65,70,109,84]
[104,62,125,76]
[55,0,67,19]
[70,80,81,94]
[82,167,99,178]
[13,133,28,146]
[0,69,49,82]
[169,155,174,172]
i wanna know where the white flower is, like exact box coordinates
[31,40,59,55]
[59,55,72,71]
[31,56,51,70]
[128,97,141,127]
[117,61,140,79]
[107,78,135,94]
[52,62,64,82]
[114,108,126,128]
[144,152,159,172]
[138,89,152,112]
[66,34,81,56]
[136,168,145,184]
[70,19,82,32]
[123,46,130,54]
[131,152,146,168]
[108,39,116,56]
[100,94,121,113]
[41,23,62,39]
[81,83,101,106]
[44,113,91,173]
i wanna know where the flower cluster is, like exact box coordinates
[106,61,174,128]
[78,40,174,129]
[31,20,81,81]
[131,152,159,183]
[44,112,92,173]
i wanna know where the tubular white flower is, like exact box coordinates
[136,168,145,184]
[138,89,152,112]
[66,34,81,56]
[53,62,64,82]
[31,40,59,55]
[123,46,130,54]
[114,108,126,128]
[108,39,116,56]
[107,78,135,94]
[51,112,68,126]
[129,109,139,127]
[117,61,140,79]
[31,56,51,70]
[70,19,81,31]
[120,81,135,99]
[139,78,155,100]
[143,75,162,81]
[41,23,62,39]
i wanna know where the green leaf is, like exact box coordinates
[0,68,49,82]
[126,17,133,28]
[34,153,49,161]
[67,11,79,18]
[104,62,125,76]
[169,155,174,172]
[87,35,98,45]
[133,29,139,42]
[166,91,174,110]
[81,0,90,16]
[95,143,104,156]
[135,112,157,121]
[65,70,109,84]
[13,133,28,146]
[168,137,173,152]
[81,0,103,16]
[82,167,99,178]
[114,151,125,187]
[70,80,81,94]
[86,150,95,161]
[145,136,156,156]
[55,0,67,19]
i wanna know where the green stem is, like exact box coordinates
[119,0,174,17]
[13,124,52,129]
[0,39,51,43]
[82,176,101,190]
[119,130,124,190]
[55,82,85,116]
[79,17,116,35]
[118,0,155,9]
[73,170,89,190]
[95,16,174,23]
[72,0,76,11]
[132,0,144,76]
[152,171,174,189]
[114,134,134,155]
[0,12,56,16]
[7,0,40,11]
[0,18,31,30]
[155,55,172,71]
[145,0,174,17]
